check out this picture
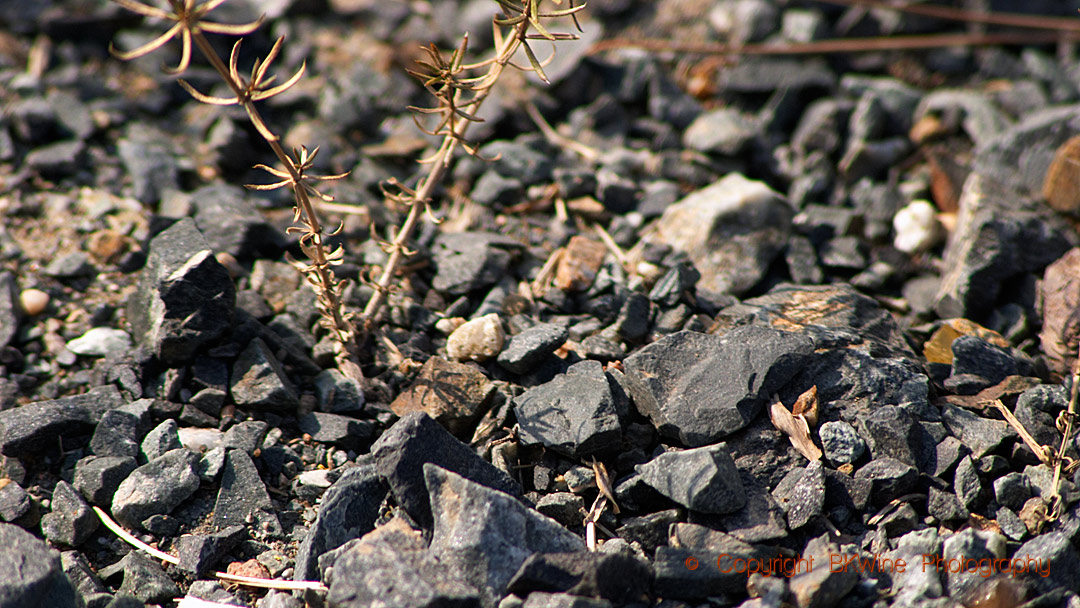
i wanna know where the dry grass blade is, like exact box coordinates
[992,399,1054,465]
[93,506,327,592]
[769,393,823,461]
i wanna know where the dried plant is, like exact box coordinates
[109,0,584,368]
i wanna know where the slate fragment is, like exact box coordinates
[40,481,97,547]
[0,385,122,456]
[506,552,651,605]
[212,449,282,538]
[371,412,522,530]
[176,525,246,577]
[636,443,746,515]
[0,523,82,608]
[515,360,622,459]
[230,337,299,411]
[623,326,812,446]
[128,217,235,365]
[425,465,584,606]
[111,448,200,529]
[294,463,388,581]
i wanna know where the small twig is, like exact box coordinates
[992,399,1054,466]
[93,507,327,592]
[590,222,629,270]
[1048,347,1080,520]
[523,99,599,162]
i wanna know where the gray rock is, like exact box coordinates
[73,455,137,509]
[993,472,1032,511]
[111,448,200,529]
[940,404,1014,459]
[221,420,269,455]
[692,478,789,543]
[609,293,651,343]
[506,552,652,605]
[623,326,812,446]
[0,479,32,524]
[60,550,107,602]
[325,515,479,608]
[0,523,81,608]
[973,103,1080,196]
[128,217,236,365]
[788,534,859,608]
[498,323,569,374]
[89,399,151,459]
[212,449,282,538]
[371,412,522,530]
[853,458,918,506]
[1014,531,1080,594]
[641,173,793,295]
[140,419,181,462]
[515,360,622,459]
[953,455,985,511]
[839,137,911,181]
[313,368,365,414]
[637,443,746,515]
[534,493,585,528]
[996,506,1027,541]
[425,464,584,606]
[858,405,933,469]
[116,123,179,204]
[934,173,1074,318]
[683,108,757,155]
[42,252,94,279]
[230,337,299,411]
[176,525,246,577]
[772,461,824,529]
[293,463,388,581]
[0,272,20,349]
[914,89,1011,148]
[112,551,180,605]
[40,481,97,547]
[717,57,836,96]
[1014,384,1065,449]
[0,385,122,456]
[192,183,286,259]
[927,486,969,523]
[886,529,944,605]
[480,139,556,183]
[431,232,522,296]
[818,421,864,465]
[940,529,1005,604]
[931,436,968,478]
[792,99,853,156]
[472,170,524,206]
[297,412,376,453]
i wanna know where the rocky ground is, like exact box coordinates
[4,0,1080,607]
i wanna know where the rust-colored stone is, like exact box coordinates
[1040,247,1080,379]
[1043,134,1080,213]
[555,235,607,292]
[390,356,496,438]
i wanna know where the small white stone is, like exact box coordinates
[435,316,465,336]
[893,200,944,254]
[297,469,333,488]
[446,313,505,362]
[65,327,132,357]
[19,289,49,316]
[178,427,224,452]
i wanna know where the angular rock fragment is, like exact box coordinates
[506,552,652,605]
[371,412,521,530]
[853,457,918,506]
[111,448,200,529]
[432,232,521,296]
[73,455,137,509]
[176,525,246,577]
[192,183,287,259]
[623,326,812,446]
[0,271,22,349]
[516,360,622,459]
[497,323,569,374]
[40,481,97,547]
[294,463,388,582]
[425,465,584,606]
[391,356,495,438]
[773,461,825,529]
[0,523,81,607]
[128,217,236,365]
[297,412,376,453]
[212,449,282,538]
[637,443,746,514]
[230,337,298,411]
[0,385,122,456]
[640,173,793,295]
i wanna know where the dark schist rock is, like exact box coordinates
[212,449,282,538]
[498,323,569,374]
[0,523,82,608]
[515,360,623,459]
[230,337,299,411]
[371,412,522,530]
[111,448,200,530]
[176,524,246,577]
[192,183,287,259]
[294,463,388,582]
[636,443,746,514]
[424,464,584,607]
[507,552,652,605]
[0,271,20,349]
[622,326,813,447]
[0,385,122,456]
[431,231,523,296]
[128,217,236,366]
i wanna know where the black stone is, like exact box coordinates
[0,272,20,349]
[73,455,137,509]
[0,385,122,456]
[623,326,813,446]
[371,412,522,530]
[297,412,376,453]
[636,443,746,515]
[506,552,652,605]
[431,232,522,296]
[498,323,569,374]
[176,524,246,577]
[0,523,81,608]
[950,335,1018,387]
[112,551,179,605]
[772,461,825,530]
[128,217,236,365]
[212,449,282,538]
[192,184,287,260]
[515,360,622,459]
[230,337,299,411]
[40,481,97,547]
[853,458,918,506]
[857,405,932,469]
[111,448,200,529]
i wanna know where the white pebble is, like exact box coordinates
[19,289,49,316]
[65,327,132,357]
[893,200,944,254]
[446,313,505,362]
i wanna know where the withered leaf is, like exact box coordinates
[791,385,819,428]
[923,318,1009,365]
[769,395,822,462]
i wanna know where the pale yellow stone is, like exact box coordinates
[446,313,504,362]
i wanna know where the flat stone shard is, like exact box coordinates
[230,337,299,411]
[0,523,82,608]
[623,327,813,446]
[391,356,496,438]
[0,385,122,456]
[636,443,746,514]
[128,217,236,365]
[111,448,200,529]
[212,449,282,538]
